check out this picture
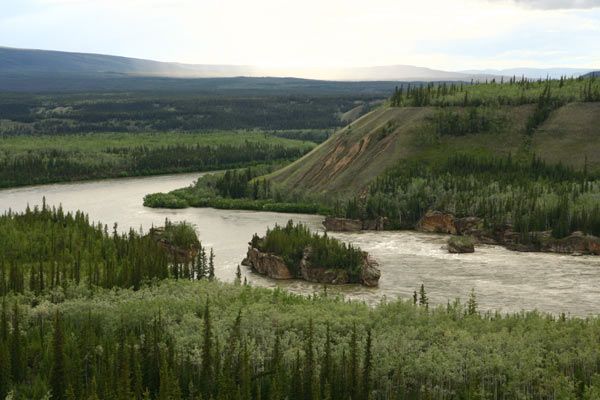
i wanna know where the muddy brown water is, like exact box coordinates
[1,173,599,316]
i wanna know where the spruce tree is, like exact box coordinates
[467,288,478,316]
[51,311,67,400]
[200,300,213,399]
[362,329,373,400]
[208,249,215,280]
[419,284,429,309]
[10,302,23,383]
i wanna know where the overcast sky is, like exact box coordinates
[1,0,599,70]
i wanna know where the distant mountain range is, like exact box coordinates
[460,68,595,80]
[0,46,595,92]
[0,46,496,82]
[582,71,600,78]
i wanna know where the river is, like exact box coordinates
[1,173,598,316]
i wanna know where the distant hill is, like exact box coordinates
[460,67,594,80]
[583,71,600,78]
[0,46,501,92]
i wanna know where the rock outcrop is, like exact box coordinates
[416,211,457,234]
[416,210,600,256]
[323,216,388,232]
[447,237,475,254]
[323,217,363,232]
[540,232,600,255]
[241,247,294,279]
[243,246,381,287]
[148,227,199,263]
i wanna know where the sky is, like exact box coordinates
[1,0,599,71]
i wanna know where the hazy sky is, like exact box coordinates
[1,0,599,70]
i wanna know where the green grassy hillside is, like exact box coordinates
[269,102,599,198]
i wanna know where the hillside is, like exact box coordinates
[269,92,600,198]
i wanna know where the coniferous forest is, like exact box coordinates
[2,205,600,399]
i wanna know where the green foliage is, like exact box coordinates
[341,154,600,239]
[390,76,600,107]
[0,279,595,399]
[0,90,380,134]
[254,220,364,277]
[144,165,330,215]
[161,221,200,249]
[0,204,213,293]
[429,107,506,136]
[0,132,314,188]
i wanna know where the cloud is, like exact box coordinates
[495,0,600,9]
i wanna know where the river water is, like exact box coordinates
[1,173,598,316]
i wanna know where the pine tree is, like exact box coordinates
[419,284,429,309]
[303,319,315,400]
[208,248,215,280]
[51,311,67,400]
[10,302,23,383]
[350,323,359,400]
[362,329,373,400]
[200,300,213,399]
[467,288,478,316]
[235,265,242,285]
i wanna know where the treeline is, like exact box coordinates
[429,107,506,136]
[0,141,310,188]
[252,221,364,277]
[0,203,213,294]
[4,279,600,399]
[390,76,600,107]
[145,166,327,214]
[338,154,600,239]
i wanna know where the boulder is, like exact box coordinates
[242,247,294,279]
[447,236,475,253]
[323,217,363,232]
[416,211,457,234]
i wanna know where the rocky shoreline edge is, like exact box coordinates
[323,212,600,256]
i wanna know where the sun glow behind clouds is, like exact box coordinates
[1,0,599,70]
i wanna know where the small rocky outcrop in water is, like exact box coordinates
[323,216,388,232]
[447,236,475,254]
[242,242,381,287]
[149,225,200,263]
[241,247,294,279]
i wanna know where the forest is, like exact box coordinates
[0,91,379,135]
[389,75,600,108]
[340,154,600,239]
[144,165,327,214]
[0,203,215,294]
[3,221,600,399]
[0,132,314,188]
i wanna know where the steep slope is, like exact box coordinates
[269,103,599,199]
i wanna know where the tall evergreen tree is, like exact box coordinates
[51,311,67,400]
